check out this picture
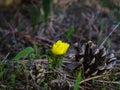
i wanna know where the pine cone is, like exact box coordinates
[30,62,46,83]
[74,41,117,77]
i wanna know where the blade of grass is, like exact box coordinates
[65,27,74,39]
[102,87,107,90]
[118,84,120,90]
[10,74,16,86]
[42,0,52,22]
[106,38,111,50]
[73,70,82,90]
[12,47,34,61]
[33,43,41,58]
[98,19,105,44]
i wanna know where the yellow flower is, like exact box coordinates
[51,40,70,55]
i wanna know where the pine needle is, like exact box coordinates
[99,22,120,48]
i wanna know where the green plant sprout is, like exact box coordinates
[48,40,70,69]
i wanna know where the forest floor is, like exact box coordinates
[0,0,120,90]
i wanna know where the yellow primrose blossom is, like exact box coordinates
[51,40,70,55]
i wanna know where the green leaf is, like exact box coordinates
[12,47,34,61]
[65,27,74,39]
[73,70,82,90]
[42,0,52,22]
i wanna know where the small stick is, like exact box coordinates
[99,22,120,48]
[80,72,120,84]
[95,80,120,84]
[80,74,105,84]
